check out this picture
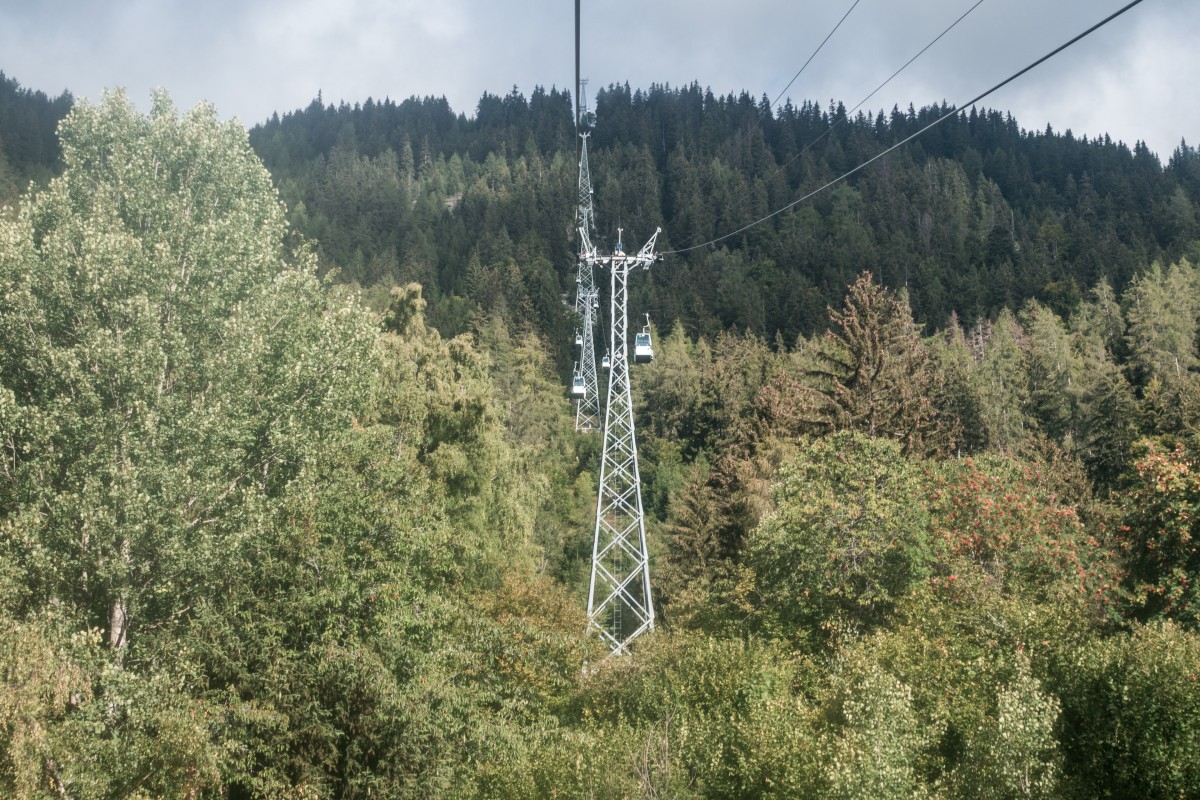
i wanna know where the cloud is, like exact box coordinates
[0,0,1191,159]
[1006,4,1199,156]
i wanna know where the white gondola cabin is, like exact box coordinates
[633,316,654,363]
[601,352,611,370]
[633,333,653,363]
[574,330,583,347]
[570,372,586,399]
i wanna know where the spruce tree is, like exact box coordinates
[805,271,946,455]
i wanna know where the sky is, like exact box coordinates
[1,0,1194,159]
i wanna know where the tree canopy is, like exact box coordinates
[2,77,1200,798]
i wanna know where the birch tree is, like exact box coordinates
[0,90,376,794]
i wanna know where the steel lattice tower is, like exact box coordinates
[573,130,595,322]
[575,285,601,432]
[573,130,602,432]
[584,226,661,654]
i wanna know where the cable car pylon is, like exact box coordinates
[573,86,602,432]
[574,286,601,430]
[583,226,661,654]
[574,0,659,654]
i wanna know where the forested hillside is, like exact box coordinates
[0,72,72,206]
[250,83,1200,346]
[1,75,1199,798]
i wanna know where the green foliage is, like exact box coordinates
[833,582,1082,799]
[0,613,106,798]
[0,88,376,632]
[1124,260,1200,436]
[576,632,821,799]
[245,83,1200,353]
[462,573,598,724]
[0,89,401,795]
[4,70,1200,798]
[378,283,537,585]
[637,323,781,461]
[637,325,792,626]
[950,652,1062,800]
[1074,353,1140,489]
[0,72,72,205]
[0,91,582,798]
[1053,621,1200,800]
[1021,300,1081,443]
[975,310,1034,453]
[820,657,928,800]
[1118,441,1200,626]
[745,432,932,645]
[928,317,988,455]
[741,446,1115,797]
[1123,260,1200,386]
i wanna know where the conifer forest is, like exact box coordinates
[2,66,1200,798]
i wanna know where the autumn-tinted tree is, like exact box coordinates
[1118,442,1200,627]
[805,272,947,455]
[925,455,1121,613]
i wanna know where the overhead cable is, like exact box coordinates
[765,0,863,116]
[775,0,986,174]
[665,0,1147,255]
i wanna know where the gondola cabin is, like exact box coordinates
[570,373,586,399]
[601,352,611,370]
[633,331,653,363]
[574,331,583,347]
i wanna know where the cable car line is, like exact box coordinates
[683,0,985,250]
[765,0,863,118]
[670,0,865,222]
[764,0,986,187]
[846,0,985,123]
[662,0,1148,256]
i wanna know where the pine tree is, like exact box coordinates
[976,309,1033,453]
[1123,260,1200,435]
[1020,300,1081,443]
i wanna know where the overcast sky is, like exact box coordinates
[1,0,1193,159]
